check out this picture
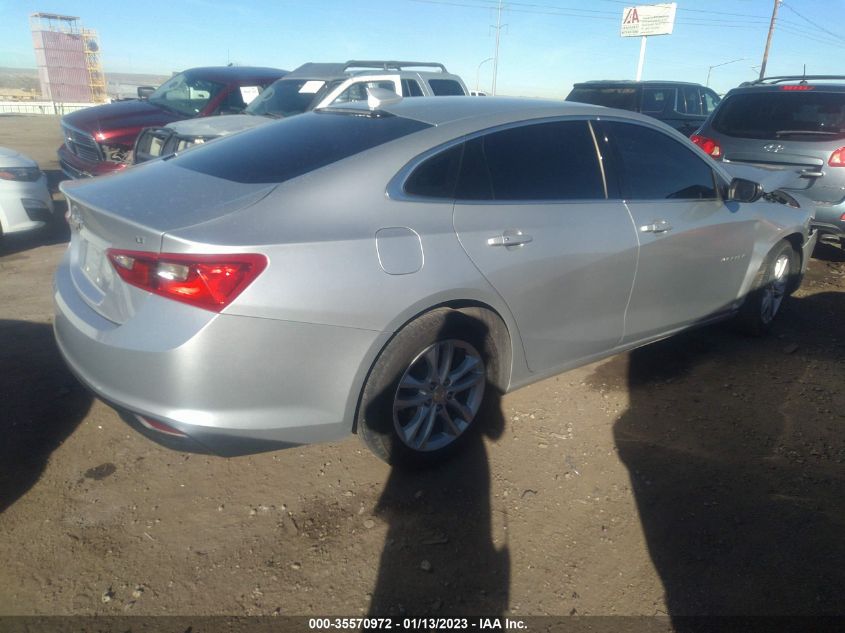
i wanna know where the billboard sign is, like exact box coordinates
[621,3,677,37]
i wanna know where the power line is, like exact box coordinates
[780,2,842,40]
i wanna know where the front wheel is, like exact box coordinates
[356,309,499,466]
[736,241,798,336]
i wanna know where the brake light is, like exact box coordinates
[690,134,722,158]
[780,85,813,91]
[106,249,267,312]
[828,147,845,167]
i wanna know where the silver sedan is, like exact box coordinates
[53,96,816,465]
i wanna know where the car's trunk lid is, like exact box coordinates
[60,161,275,324]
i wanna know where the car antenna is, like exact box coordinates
[800,64,807,84]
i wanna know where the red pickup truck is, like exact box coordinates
[58,66,286,178]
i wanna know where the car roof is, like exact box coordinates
[727,76,845,95]
[285,60,453,81]
[180,66,288,82]
[573,80,707,88]
[350,95,648,128]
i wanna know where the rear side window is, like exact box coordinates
[641,88,673,114]
[567,87,638,111]
[711,90,845,141]
[457,120,605,201]
[429,79,465,96]
[604,121,717,200]
[404,144,463,198]
[174,111,431,184]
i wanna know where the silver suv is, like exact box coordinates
[132,60,468,164]
[693,75,845,247]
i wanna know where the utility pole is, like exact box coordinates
[491,0,504,96]
[759,0,780,80]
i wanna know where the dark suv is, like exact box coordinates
[566,80,721,136]
[58,66,286,178]
[693,76,845,246]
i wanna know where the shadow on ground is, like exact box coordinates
[0,320,92,513]
[368,312,510,617]
[589,292,845,622]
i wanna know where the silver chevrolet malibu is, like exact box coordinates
[54,96,816,465]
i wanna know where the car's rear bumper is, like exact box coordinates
[57,144,127,179]
[53,252,390,456]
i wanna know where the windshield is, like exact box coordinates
[245,79,336,118]
[148,72,226,117]
[567,87,638,111]
[712,90,845,141]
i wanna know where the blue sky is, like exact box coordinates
[0,0,841,97]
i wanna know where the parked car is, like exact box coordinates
[133,115,271,164]
[567,80,721,136]
[58,66,287,178]
[0,147,55,243]
[54,96,815,466]
[692,75,845,248]
[132,60,468,163]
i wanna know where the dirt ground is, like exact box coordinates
[1,116,843,625]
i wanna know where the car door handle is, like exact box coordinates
[639,220,673,234]
[799,169,824,179]
[487,233,533,247]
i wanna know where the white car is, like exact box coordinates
[0,147,55,240]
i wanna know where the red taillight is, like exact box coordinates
[106,250,267,312]
[690,134,722,159]
[136,415,187,438]
[828,147,845,167]
[780,85,814,91]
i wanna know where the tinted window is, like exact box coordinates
[148,72,226,116]
[404,144,463,198]
[402,79,424,97]
[641,88,673,114]
[605,122,716,200]
[429,79,465,96]
[567,87,638,111]
[174,111,431,184]
[711,90,845,141]
[676,86,702,115]
[457,121,605,201]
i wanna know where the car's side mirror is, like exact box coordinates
[726,177,763,203]
[137,86,156,100]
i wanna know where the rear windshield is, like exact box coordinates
[712,90,845,141]
[567,87,638,111]
[172,110,431,184]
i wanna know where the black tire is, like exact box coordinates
[736,241,799,336]
[357,308,500,466]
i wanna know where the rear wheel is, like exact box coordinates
[357,309,498,466]
[737,241,798,336]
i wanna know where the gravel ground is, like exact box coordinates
[1,116,843,625]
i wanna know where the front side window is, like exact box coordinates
[604,121,717,200]
[147,72,226,116]
[457,120,605,201]
[429,79,465,96]
[702,89,721,115]
[402,78,424,97]
[676,86,702,115]
[331,81,397,105]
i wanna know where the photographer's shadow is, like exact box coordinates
[599,291,845,623]
[368,312,510,617]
